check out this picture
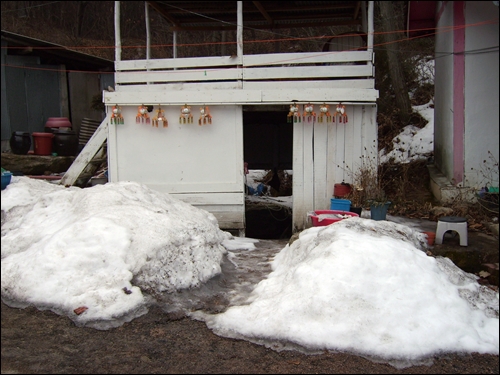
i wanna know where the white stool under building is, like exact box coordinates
[435,216,468,246]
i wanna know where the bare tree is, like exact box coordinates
[378,1,412,125]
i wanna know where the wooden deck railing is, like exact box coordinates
[115,51,374,87]
[106,51,377,104]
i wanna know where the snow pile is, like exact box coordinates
[1,177,228,329]
[198,218,499,368]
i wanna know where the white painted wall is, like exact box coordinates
[434,2,456,181]
[107,105,245,229]
[434,1,499,189]
[463,1,499,188]
[293,104,377,230]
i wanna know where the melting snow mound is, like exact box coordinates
[1,177,228,329]
[197,218,499,368]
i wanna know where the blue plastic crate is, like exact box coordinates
[330,198,351,211]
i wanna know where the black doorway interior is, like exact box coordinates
[243,107,293,239]
[243,108,292,171]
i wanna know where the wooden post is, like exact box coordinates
[367,1,374,53]
[237,1,243,64]
[145,2,151,61]
[145,1,151,84]
[114,1,121,63]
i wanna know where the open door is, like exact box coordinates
[243,106,293,239]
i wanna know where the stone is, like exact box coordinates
[429,206,454,217]
[488,223,499,237]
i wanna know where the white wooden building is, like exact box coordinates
[102,1,379,234]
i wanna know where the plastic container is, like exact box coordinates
[370,201,391,221]
[44,117,72,133]
[330,198,351,211]
[32,132,54,155]
[1,171,12,190]
[310,210,359,226]
[334,183,351,198]
[53,129,79,156]
[423,231,436,246]
[9,131,31,155]
[350,206,362,216]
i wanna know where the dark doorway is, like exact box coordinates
[243,108,292,170]
[243,107,293,239]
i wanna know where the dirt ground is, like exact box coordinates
[2,231,499,375]
[1,301,499,374]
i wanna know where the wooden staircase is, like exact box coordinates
[59,117,109,187]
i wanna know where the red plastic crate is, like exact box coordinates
[310,210,359,226]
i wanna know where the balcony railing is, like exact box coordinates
[106,50,377,104]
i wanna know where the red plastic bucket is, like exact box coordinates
[423,231,436,246]
[32,132,54,155]
[334,183,351,198]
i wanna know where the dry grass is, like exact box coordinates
[382,160,498,235]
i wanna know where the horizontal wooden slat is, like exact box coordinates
[149,191,245,205]
[114,79,375,92]
[213,218,245,230]
[115,68,243,84]
[115,81,243,92]
[242,64,372,80]
[260,88,379,102]
[105,90,262,105]
[104,87,378,105]
[243,79,375,90]
[116,51,372,71]
[190,206,245,230]
[79,118,101,145]
[116,55,239,71]
[115,64,373,85]
[114,52,374,85]
[243,51,373,66]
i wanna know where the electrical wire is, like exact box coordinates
[1,3,497,74]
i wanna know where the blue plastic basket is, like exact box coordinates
[1,172,12,190]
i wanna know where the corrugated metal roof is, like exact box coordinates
[147,1,363,31]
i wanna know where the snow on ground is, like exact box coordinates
[379,100,435,164]
[1,177,498,368]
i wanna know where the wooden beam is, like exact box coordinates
[171,18,361,32]
[147,1,180,27]
[252,1,274,25]
[148,1,360,31]
[353,1,361,20]
[59,119,108,187]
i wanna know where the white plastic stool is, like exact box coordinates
[435,216,468,246]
